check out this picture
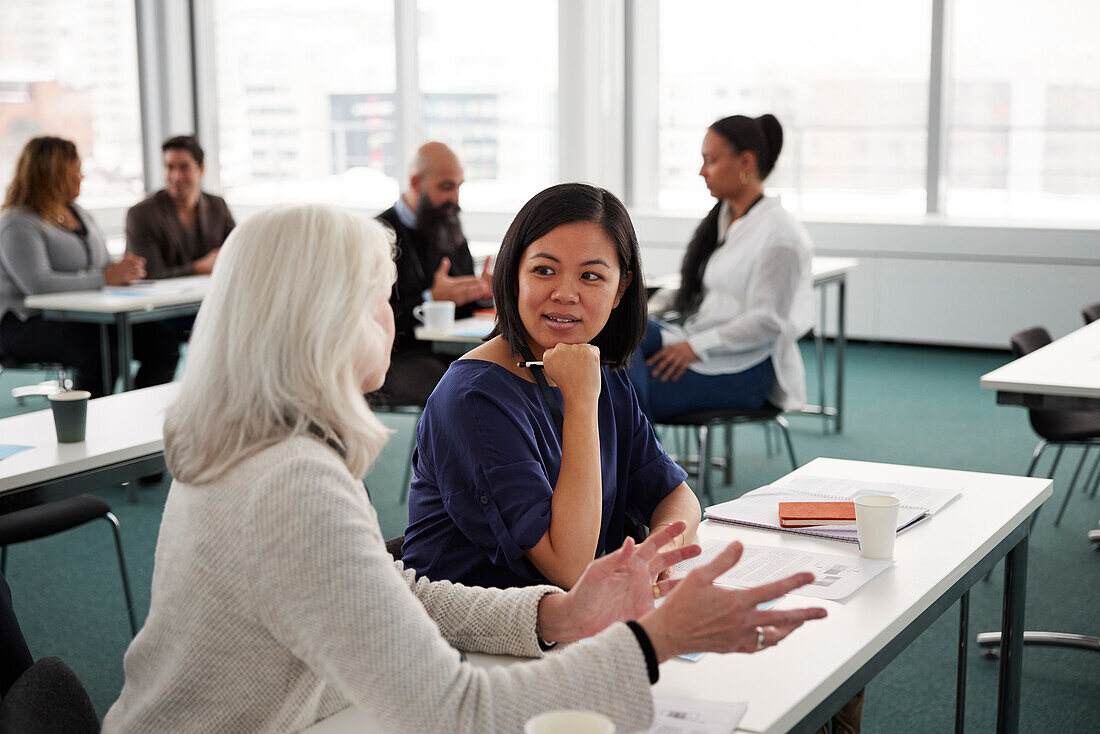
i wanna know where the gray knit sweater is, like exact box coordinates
[102,437,654,733]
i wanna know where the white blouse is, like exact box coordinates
[654,196,814,409]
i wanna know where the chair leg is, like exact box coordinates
[814,300,827,435]
[1024,440,1049,478]
[103,512,138,638]
[774,416,798,471]
[1054,447,1090,527]
[697,425,714,506]
[1085,446,1100,499]
[1028,442,1063,531]
[723,423,734,486]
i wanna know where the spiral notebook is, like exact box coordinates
[703,475,959,544]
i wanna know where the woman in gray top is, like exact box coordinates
[0,137,180,395]
[103,203,826,733]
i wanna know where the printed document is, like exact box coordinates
[675,539,892,601]
[644,694,746,734]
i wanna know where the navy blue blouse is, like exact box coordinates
[402,359,688,588]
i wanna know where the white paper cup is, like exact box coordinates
[854,494,900,559]
[412,300,455,331]
[525,710,615,734]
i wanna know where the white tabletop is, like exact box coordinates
[413,316,494,344]
[303,457,1049,734]
[24,275,210,314]
[646,256,858,292]
[979,319,1100,400]
[0,383,175,494]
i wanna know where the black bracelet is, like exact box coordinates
[625,621,659,684]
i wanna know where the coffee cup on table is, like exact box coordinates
[48,390,92,443]
[854,494,900,560]
[413,300,456,331]
[525,710,615,734]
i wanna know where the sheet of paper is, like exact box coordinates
[0,444,32,460]
[675,540,892,601]
[644,694,746,734]
[775,475,960,514]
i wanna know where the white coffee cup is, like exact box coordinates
[525,710,615,734]
[412,300,455,331]
[854,494,901,560]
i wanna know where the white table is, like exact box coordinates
[980,319,1100,413]
[303,458,1049,734]
[24,276,210,394]
[0,383,175,512]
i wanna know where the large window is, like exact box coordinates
[945,0,1100,221]
[417,0,557,210]
[656,0,931,216]
[0,0,144,206]
[212,0,397,208]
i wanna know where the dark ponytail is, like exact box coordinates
[674,114,784,319]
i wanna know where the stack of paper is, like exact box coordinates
[704,475,960,544]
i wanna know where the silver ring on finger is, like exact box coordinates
[755,625,765,651]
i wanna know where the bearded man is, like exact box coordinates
[374,142,491,406]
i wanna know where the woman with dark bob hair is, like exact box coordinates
[402,183,702,590]
[628,114,814,420]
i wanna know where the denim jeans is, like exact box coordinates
[626,319,775,422]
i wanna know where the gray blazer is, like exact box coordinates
[0,205,109,320]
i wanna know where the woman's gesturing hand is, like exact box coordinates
[541,342,602,404]
[639,541,827,662]
[536,521,700,643]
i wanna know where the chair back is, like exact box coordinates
[385,535,405,561]
[1008,327,1099,441]
[1009,326,1051,359]
[1082,301,1100,325]
[0,657,99,734]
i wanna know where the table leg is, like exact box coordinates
[98,324,112,396]
[835,277,847,433]
[956,591,969,734]
[818,285,828,435]
[996,532,1028,734]
[117,312,134,391]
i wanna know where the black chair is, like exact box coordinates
[1010,327,1100,526]
[1081,301,1100,325]
[0,349,72,405]
[0,656,99,734]
[658,405,798,505]
[385,535,405,562]
[0,495,138,637]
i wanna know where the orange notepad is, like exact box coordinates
[778,501,856,527]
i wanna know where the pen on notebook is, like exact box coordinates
[517,360,615,368]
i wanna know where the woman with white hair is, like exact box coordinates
[102,204,826,733]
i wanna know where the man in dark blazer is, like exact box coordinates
[125,135,235,280]
[374,142,490,406]
[123,136,236,387]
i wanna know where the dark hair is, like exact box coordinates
[491,183,646,368]
[675,114,783,318]
[161,135,204,166]
[2,136,79,216]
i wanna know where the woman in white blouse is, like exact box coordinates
[629,114,814,420]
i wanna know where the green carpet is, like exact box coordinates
[2,341,1097,730]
